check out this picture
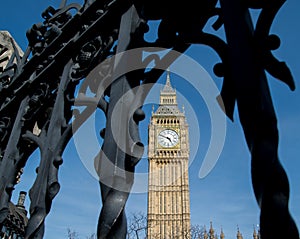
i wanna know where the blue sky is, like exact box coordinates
[1,0,300,238]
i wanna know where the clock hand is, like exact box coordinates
[159,134,172,142]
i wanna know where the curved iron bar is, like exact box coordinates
[94,7,146,238]
[220,0,299,238]
[22,61,73,239]
[252,0,295,91]
[0,96,30,223]
[22,58,98,238]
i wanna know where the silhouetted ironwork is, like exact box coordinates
[0,0,298,238]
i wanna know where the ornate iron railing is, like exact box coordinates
[0,0,298,238]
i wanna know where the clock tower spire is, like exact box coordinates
[147,70,191,238]
[159,68,177,105]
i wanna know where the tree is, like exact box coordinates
[67,228,79,239]
[85,233,96,239]
[127,212,148,239]
[66,229,95,239]
[126,211,206,239]
[190,224,206,239]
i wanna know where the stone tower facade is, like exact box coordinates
[147,70,191,239]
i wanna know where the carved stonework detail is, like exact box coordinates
[0,31,23,70]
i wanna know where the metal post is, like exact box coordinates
[220,0,299,237]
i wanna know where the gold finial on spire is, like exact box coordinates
[237,226,243,239]
[204,225,208,239]
[253,227,258,239]
[166,67,171,84]
[253,225,260,239]
[220,227,225,239]
[209,222,215,239]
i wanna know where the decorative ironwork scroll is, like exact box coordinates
[0,0,298,238]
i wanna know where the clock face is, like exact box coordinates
[158,129,179,148]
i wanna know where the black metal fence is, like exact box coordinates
[0,0,298,238]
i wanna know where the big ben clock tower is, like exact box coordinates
[147,70,191,239]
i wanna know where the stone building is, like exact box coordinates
[0,30,23,71]
[203,222,261,239]
[147,70,191,238]
[0,191,28,239]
